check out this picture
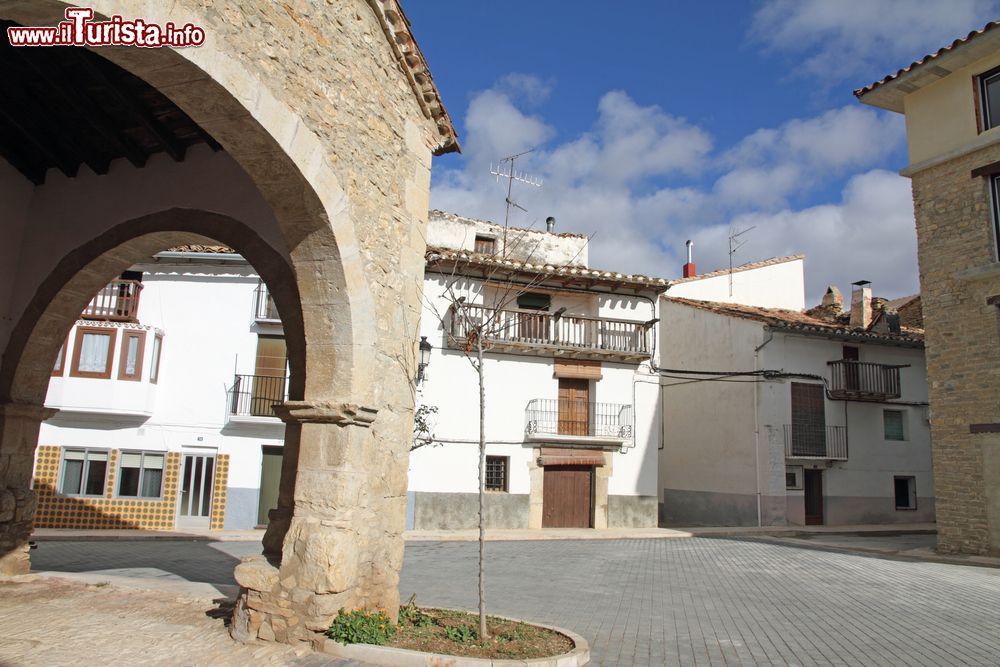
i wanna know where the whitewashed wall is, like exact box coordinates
[667,258,806,310]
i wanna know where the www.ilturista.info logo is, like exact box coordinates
[7,7,205,48]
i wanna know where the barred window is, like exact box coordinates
[485,455,508,492]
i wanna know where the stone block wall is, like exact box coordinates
[910,141,1000,554]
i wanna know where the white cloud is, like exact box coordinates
[431,78,919,305]
[751,0,1000,83]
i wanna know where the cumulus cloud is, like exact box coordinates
[751,0,1000,83]
[430,76,919,305]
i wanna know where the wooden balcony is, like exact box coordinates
[783,424,848,460]
[449,303,652,362]
[81,279,142,322]
[827,360,902,402]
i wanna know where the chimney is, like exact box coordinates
[850,280,873,329]
[546,216,556,233]
[682,240,696,278]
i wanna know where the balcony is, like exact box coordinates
[827,360,902,401]
[254,282,281,323]
[783,424,848,460]
[524,398,633,448]
[449,304,652,362]
[227,374,287,422]
[81,280,142,322]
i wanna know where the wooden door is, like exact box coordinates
[252,336,286,416]
[804,469,824,525]
[558,378,590,436]
[542,465,593,528]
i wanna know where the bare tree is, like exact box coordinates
[419,225,590,640]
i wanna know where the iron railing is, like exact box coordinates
[827,360,902,401]
[450,304,650,355]
[783,424,848,460]
[81,279,142,322]
[228,374,287,418]
[525,399,633,439]
[254,282,281,322]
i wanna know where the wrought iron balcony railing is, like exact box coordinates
[827,360,902,401]
[783,424,848,460]
[525,398,633,440]
[81,279,142,322]
[254,282,281,322]
[227,374,287,418]
[450,303,651,360]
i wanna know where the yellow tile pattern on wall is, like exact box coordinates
[33,446,181,530]
[210,454,229,531]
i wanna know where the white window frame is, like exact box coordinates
[58,448,109,497]
[785,466,803,491]
[116,450,166,499]
[883,409,908,442]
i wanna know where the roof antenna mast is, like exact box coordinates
[490,148,542,257]
[728,224,756,296]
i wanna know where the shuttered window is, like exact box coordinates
[117,451,165,498]
[59,449,108,496]
[883,410,906,441]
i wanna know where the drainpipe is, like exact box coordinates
[753,328,774,528]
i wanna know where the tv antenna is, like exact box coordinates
[728,224,756,296]
[490,148,542,256]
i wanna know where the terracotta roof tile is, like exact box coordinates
[665,297,923,345]
[425,246,670,291]
[855,20,1000,99]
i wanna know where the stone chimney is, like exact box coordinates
[850,280,873,329]
[682,240,696,278]
[821,286,843,310]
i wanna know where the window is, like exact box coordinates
[485,455,509,492]
[474,235,496,254]
[991,175,1000,260]
[883,409,906,441]
[894,476,917,510]
[118,331,145,381]
[70,326,117,379]
[785,466,803,490]
[59,449,108,496]
[980,65,1000,131]
[117,451,165,498]
[149,333,163,384]
[52,336,68,376]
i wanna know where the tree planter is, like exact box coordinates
[321,615,589,667]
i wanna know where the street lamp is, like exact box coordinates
[417,336,432,384]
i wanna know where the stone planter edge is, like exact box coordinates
[321,614,589,667]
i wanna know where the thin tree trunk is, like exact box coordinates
[477,335,488,640]
[476,334,489,640]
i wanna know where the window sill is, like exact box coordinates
[954,262,1000,283]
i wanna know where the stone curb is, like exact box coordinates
[747,536,1000,569]
[322,615,589,667]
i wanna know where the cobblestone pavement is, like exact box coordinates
[23,536,1000,666]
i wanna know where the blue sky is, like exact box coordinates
[407,0,999,303]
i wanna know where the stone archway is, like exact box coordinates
[0,0,455,646]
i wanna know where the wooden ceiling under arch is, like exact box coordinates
[0,20,221,185]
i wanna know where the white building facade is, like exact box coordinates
[34,248,286,531]
[657,276,933,527]
[407,211,667,529]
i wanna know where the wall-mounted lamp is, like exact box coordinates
[417,336,432,384]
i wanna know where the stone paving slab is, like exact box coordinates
[27,535,1000,666]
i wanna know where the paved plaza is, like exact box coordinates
[5,536,999,666]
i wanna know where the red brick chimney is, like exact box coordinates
[682,240,696,278]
